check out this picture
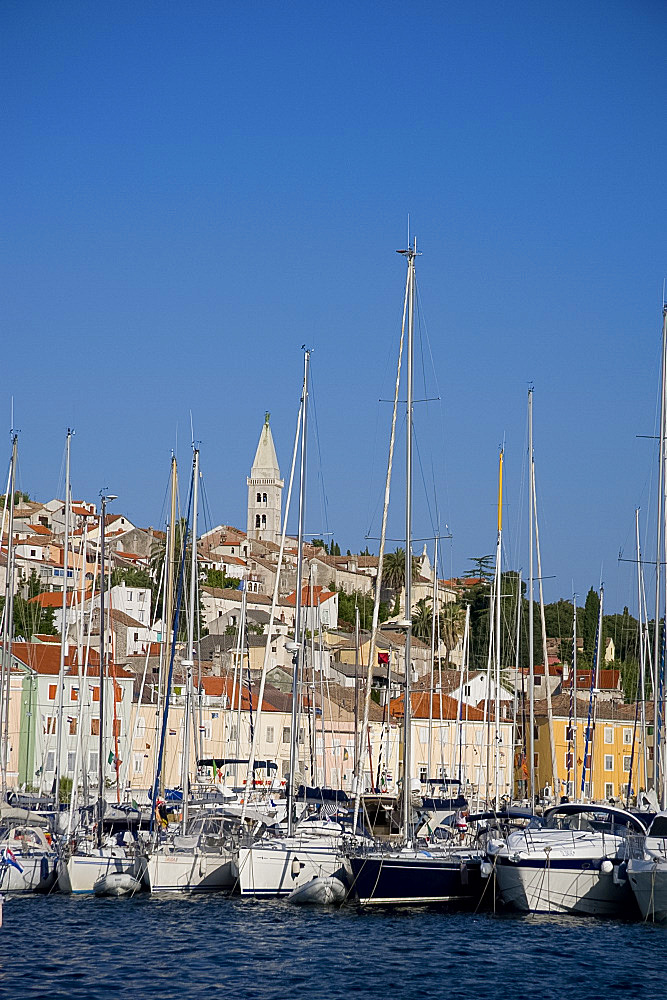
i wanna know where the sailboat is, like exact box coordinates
[235,351,369,897]
[344,242,489,908]
[58,488,144,894]
[142,449,235,893]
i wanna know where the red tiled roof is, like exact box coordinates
[284,585,336,607]
[389,691,485,722]
[200,675,278,711]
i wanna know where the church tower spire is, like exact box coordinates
[247,413,284,544]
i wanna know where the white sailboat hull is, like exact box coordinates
[627,858,667,922]
[0,854,56,894]
[236,837,344,897]
[143,848,234,893]
[58,851,144,895]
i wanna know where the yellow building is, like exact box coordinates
[533,695,648,802]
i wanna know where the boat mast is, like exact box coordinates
[532,452,558,798]
[287,348,310,837]
[181,446,199,833]
[54,429,72,808]
[399,238,417,843]
[160,458,177,798]
[0,434,17,799]
[654,305,667,796]
[493,449,503,804]
[98,492,116,847]
[351,249,409,834]
[428,536,438,783]
[528,387,535,807]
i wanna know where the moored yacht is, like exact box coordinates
[488,802,646,916]
[627,810,667,921]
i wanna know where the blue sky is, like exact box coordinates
[2,1,666,612]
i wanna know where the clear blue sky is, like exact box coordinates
[2,1,666,613]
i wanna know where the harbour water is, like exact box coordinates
[2,895,666,1000]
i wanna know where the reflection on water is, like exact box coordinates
[0,895,666,1000]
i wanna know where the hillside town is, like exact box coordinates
[0,415,649,811]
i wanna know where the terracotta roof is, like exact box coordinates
[28,591,92,609]
[29,524,52,537]
[284,585,337,607]
[576,669,621,689]
[390,691,485,722]
[200,675,277,711]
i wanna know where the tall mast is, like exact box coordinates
[181,447,199,833]
[493,448,503,804]
[528,388,535,807]
[160,458,177,798]
[54,429,72,807]
[98,492,116,846]
[428,536,438,782]
[0,434,18,799]
[532,452,558,798]
[351,249,409,834]
[399,238,417,843]
[287,348,309,837]
[654,305,667,794]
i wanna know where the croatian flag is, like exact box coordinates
[3,848,23,873]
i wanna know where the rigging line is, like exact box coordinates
[414,274,445,540]
[412,427,438,541]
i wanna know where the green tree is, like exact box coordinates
[111,566,153,590]
[582,587,601,662]
[464,554,495,582]
[205,568,241,591]
[382,548,418,596]
[411,598,433,640]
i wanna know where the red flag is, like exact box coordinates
[378,652,389,665]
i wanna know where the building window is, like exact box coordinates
[255,515,260,528]
[45,716,56,734]
[266,726,274,743]
[112,719,122,738]
[605,783,614,799]
[256,493,261,503]
[45,751,55,773]
[623,755,632,772]
[67,751,76,773]
[604,754,614,771]
[604,727,613,745]
[133,753,144,775]
[69,718,77,735]
[200,722,212,741]
[229,726,237,743]
[134,632,139,642]
[89,751,99,774]
[623,728,633,745]
[71,686,79,701]
[92,686,100,702]
[282,726,290,744]
[565,726,575,742]
[282,760,290,777]
[533,752,539,769]
[136,717,146,738]
[419,765,428,783]
[48,684,57,700]
[261,515,266,528]
[262,493,267,505]
[564,752,573,770]
[91,718,100,736]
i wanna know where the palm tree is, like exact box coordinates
[411,598,433,640]
[382,548,419,593]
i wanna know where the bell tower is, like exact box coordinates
[247,412,284,544]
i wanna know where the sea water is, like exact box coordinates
[1,895,666,1000]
